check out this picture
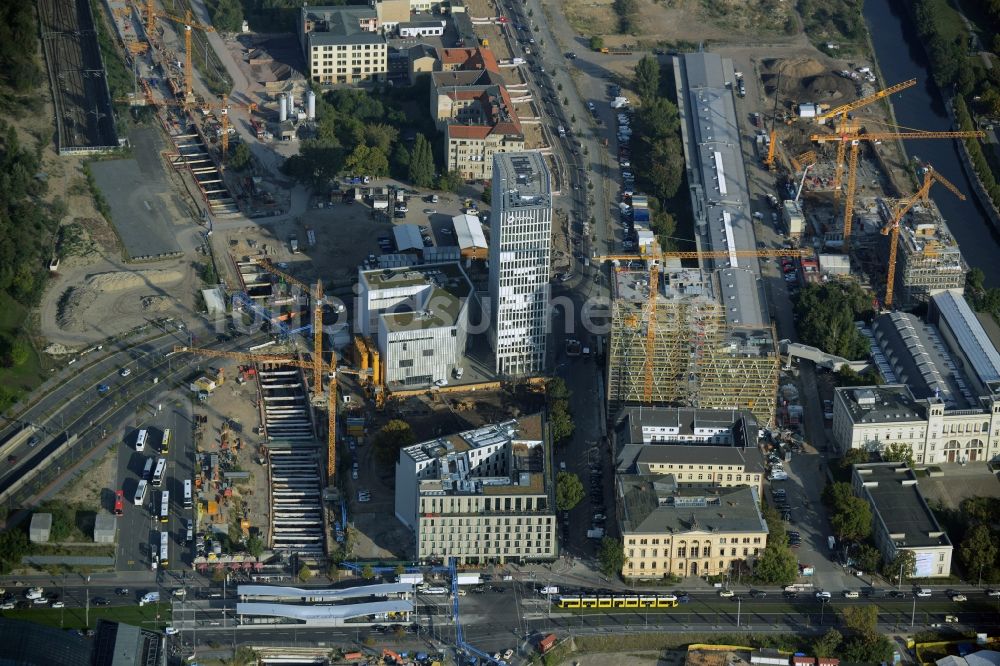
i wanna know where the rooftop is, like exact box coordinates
[677,52,766,327]
[303,6,385,45]
[853,462,952,549]
[614,406,757,442]
[452,213,488,250]
[493,152,551,210]
[872,310,972,408]
[361,263,474,332]
[835,384,927,425]
[618,482,767,535]
[437,46,500,73]
[932,290,1000,394]
[402,414,548,497]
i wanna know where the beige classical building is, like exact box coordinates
[622,446,766,495]
[832,385,1000,464]
[617,482,768,580]
[394,415,556,564]
[299,6,388,84]
[852,462,953,578]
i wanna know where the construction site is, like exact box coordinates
[751,58,978,310]
[605,267,780,428]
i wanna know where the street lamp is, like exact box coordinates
[736,596,741,627]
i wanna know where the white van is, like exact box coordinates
[915,588,932,598]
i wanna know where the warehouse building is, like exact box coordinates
[394,414,556,563]
[851,462,953,577]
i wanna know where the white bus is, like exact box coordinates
[142,458,154,480]
[135,429,148,452]
[183,479,192,509]
[160,428,171,454]
[159,490,169,523]
[159,531,169,568]
[134,480,148,506]
[152,458,167,487]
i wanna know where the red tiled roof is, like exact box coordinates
[436,47,499,73]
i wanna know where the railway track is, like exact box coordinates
[38,0,119,153]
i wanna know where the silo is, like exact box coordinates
[306,90,316,120]
[278,94,288,123]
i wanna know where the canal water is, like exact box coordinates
[863,0,1000,285]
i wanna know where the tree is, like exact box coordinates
[394,564,406,576]
[598,536,626,577]
[550,403,575,444]
[841,604,878,640]
[0,528,29,574]
[546,377,571,404]
[830,496,872,543]
[589,35,605,51]
[372,420,416,468]
[634,55,660,101]
[390,142,411,180]
[855,544,882,575]
[246,534,264,558]
[208,0,244,32]
[822,481,854,509]
[408,134,436,187]
[481,183,492,205]
[364,123,398,155]
[8,337,29,367]
[437,170,463,192]
[361,564,376,580]
[344,144,388,179]
[794,282,873,359]
[761,505,786,548]
[228,142,251,170]
[884,549,916,584]
[753,543,798,585]
[842,635,894,664]
[838,448,869,470]
[556,471,584,511]
[298,564,314,582]
[812,629,843,658]
[960,524,998,581]
[881,442,914,467]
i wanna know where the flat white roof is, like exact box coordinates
[237,583,412,599]
[236,600,413,622]
[452,214,487,250]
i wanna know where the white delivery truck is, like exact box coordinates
[456,573,481,586]
[397,573,424,585]
[139,591,160,606]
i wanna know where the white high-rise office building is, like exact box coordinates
[488,152,552,376]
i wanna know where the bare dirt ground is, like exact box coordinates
[557,0,794,44]
[59,443,116,508]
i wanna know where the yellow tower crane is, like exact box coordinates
[881,166,965,309]
[811,127,985,247]
[146,8,215,101]
[593,247,813,402]
[252,258,326,401]
[172,345,340,486]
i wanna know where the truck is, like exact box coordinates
[827,535,836,551]
[540,585,559,595]
[289,235,299,253]
[539,634,557,654]
[139,591,160,606]
[600,47,633,55]
[557,125,566,138]
[456,573,481,586]
[586,528,605,539]
[397,573,424,585]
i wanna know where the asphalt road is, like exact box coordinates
[0,326,194,488]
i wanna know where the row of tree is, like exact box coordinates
[612,0,638,35]
[810,606,894,662]
[934,496,1000,584]
[546,378,575,446]
[752,506,799,585]
[629,56,686,249]
[792,281,873,360]
[0,0,42,94]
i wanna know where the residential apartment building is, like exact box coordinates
[831,385,1000,464]
[851,462,953,577]
[356,263,475,388]
[429,49,524,180]
[617,482,768,579]
[299,6,388,84]
[394,415,556,563]
[488,152,551,376]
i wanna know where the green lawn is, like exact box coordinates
[1,602,171,630]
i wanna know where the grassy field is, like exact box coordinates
[0,602,171,630]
